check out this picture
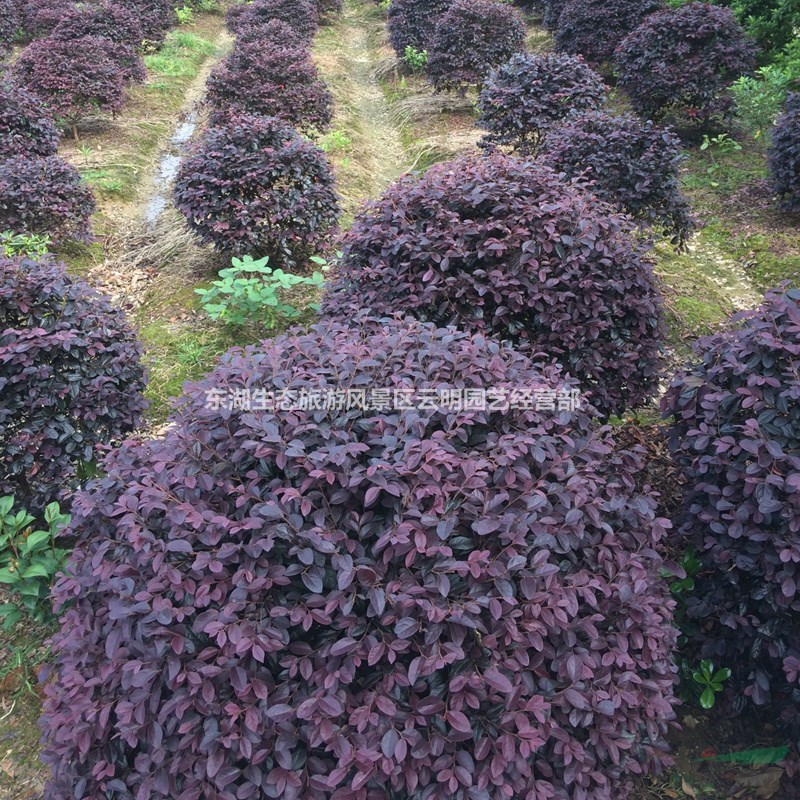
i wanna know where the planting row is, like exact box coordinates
[0,0,197,249]
[173,0,342,264]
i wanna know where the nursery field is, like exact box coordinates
[1,0,800,798]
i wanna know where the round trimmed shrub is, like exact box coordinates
[206,41,333,134]
[234,17,308,49]
[426,0,526,92]
[12,35,127,137]
[387,0,451,58]
[541,111,696,247]
[0,255,146,513]
[226,0,318,42]
[614,2,758,122]
[40,316,677,800]
[0,155,95,244]
[477,52,606,155]
[0,82,60,159]
[769,92,800,214]
[51,5,146,84]
[123,0,177,43]
[0,0,20,54]
[555,0,664,66]
[174,114,339,263]
[18,0,77,39]
[662,289,800,728]
[322,153,665,418]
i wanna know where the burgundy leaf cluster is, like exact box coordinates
[40,317,677,800]
[555,0,664,66]
[477,52,607,155]
[233,17,306,49]
[540,110,696,248]
[426,0,526,92]
[226,0,319,43]
[322,152,665,418]
[51,3,147,84]
[769,93,800,214]
[0,155,95,243]
[614,2,758,123]
[662,289,800,730]
[12,35,128,135]
[387,0,451,59]
[173,113,339,263]
[0,255,147,513]
[0,0,19,54]
[541,0,567,30]
[120,0,177,43]
[206,40,333,135]
[0,82,60,159]
[16,0,77,40]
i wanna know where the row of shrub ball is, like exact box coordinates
[0,0,191,245]
[173,0,341,264]
[21,1,800,799]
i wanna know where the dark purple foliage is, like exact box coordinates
[662,289,800,729]
[17,0,77,40]
[555,0,664,66]
[769,93,800,214]
[234,17,308,49]
[614,2,758,123]
[477,52,606,155]
[387,0,451,58]
[426,0,526,92]
[226,0,318,42]
[12,35,127,136]
[541,111,696,247]
[52,2,144,47]
[0,0,19,54]
[0,155,95,244]
[51,5,146,84]
[40,316,677,800]
[542,0,566,30]
[206,41,333,135]
[0,255,146,513]
[120,0,177,43]
[322,153,665,418]
[0,82,60,159]
[174,114,339,263]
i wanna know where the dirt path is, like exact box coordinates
[314,0,414,218]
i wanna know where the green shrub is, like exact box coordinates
[195,254,325,329]
[0,496,70,629]
[0,231,51,258]
[403,44,427,70]
[732,65,797,138]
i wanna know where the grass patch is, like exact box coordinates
[144,31,217,80]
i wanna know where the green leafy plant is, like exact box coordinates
[666,545,702,598]
[175,4,194,24]
[690,659,731,709]
[700,132,743,185]
[732,65,795,138]
[0,496,70,629]
[403,45,427,70]
[195,255,326,330]
[319,129,352,153]
[0,231,51,258]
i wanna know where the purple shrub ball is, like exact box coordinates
[0,155,95,244]
[768,93,800,214]
[225,0,318,42]
[322,152,666,418]
[614,2,758,123]
[540,110,696,247]
[173,113,339,263]
[0,0,20,54]
[40,317,678,800]
[387,0,452,59]
[121,0,177,43]
[0,82,60,159]
[234,17,308,49]
[17,0,78,40]
[12,35,127,138]
[206,41,333,135]
[477,52,607,155]
[662,289,800,730]
[0,255,147,512]
[426,0,526,93]
[555,0,664,66]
